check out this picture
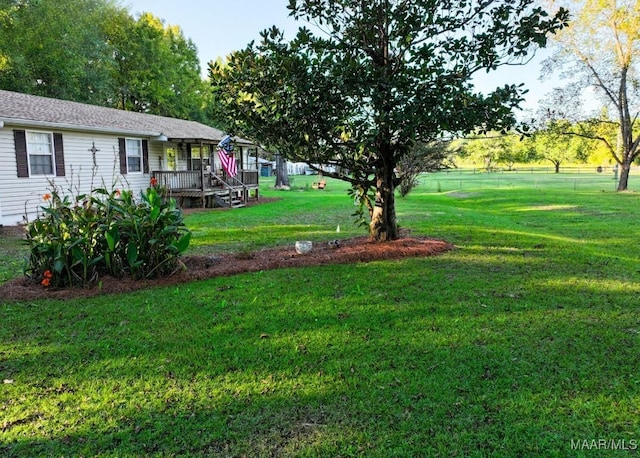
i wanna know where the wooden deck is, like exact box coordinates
[152,170,259,208]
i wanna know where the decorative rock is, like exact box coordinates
[295,241,313,254]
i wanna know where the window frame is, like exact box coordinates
[125,138,143,174]
[26,130,55,177]
[189,145,213,171]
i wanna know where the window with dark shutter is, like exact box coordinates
[14,130,29,178]
[53,133,65,177]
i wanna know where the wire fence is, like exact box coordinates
[421,166,640,193]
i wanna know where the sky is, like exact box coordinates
[124,0,300,64]
[124,0,557,114]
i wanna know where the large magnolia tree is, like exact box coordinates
[210,0,568,241]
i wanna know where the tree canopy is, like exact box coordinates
[0,0,121,104]
[209,0,568,240]
[456,133,536,171]
[530,119,592,172]
[109,12,207,119]
[0,0,207,120]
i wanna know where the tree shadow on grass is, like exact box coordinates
[2,254,638,456]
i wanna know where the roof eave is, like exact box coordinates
[0,117,160,138]
[0,116,247,145]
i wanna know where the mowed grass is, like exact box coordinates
[1,172,639,457]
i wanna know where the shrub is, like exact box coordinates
[25,184,191,288]
[97,186,191,280]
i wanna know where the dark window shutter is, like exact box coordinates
[14,130,29,177]
[142,139,149,174]
[187,144,192,170]
[118,137,127,175]
[53,133,65,177]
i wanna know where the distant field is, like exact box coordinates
[421,166,637,193]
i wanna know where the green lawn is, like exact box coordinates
[1,172,639,457]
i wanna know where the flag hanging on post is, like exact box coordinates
[217,134,237,177]
[217,148,237,177]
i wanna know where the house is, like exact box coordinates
[0,89,262,226]
[287,161,308,175]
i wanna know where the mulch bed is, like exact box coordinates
[0,232,454,301]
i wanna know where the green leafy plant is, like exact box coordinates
[24,184,191,287]
[98,186,191,280]
[25,187,104,287]
[347,184,375,230]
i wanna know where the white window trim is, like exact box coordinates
[26,130,55,177]
[126,138,143,174]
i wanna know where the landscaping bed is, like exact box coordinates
[0,231,453,300]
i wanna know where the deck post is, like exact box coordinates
[200,140,206,208]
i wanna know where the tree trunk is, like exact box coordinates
[484,155,492,172]
[554,162,560,173]
[617,162,631,191]
[617,67,633,192]
[274,153,290,189]
[369,165,398,241]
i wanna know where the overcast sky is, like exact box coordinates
[125,0,556,113]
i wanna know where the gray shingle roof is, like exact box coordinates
[0,89,229,142]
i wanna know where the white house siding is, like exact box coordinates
[287,162,308,175]
[0,128,151,226]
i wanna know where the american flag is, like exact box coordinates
[217,148,237,177]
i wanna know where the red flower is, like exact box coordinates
[150,177,158,187]
[43,193,52,201]
[41,270,53,287]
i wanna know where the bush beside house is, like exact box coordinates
[25,183,191,288]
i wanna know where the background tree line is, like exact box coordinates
[453,118,617,173]
[0,0,209,122]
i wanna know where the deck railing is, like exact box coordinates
[239,170,259,186]
[152,170,206,191]
[151,169,259,192]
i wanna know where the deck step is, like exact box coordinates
[214,190,246,208]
